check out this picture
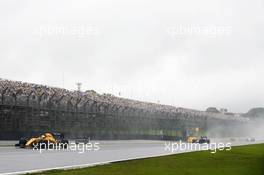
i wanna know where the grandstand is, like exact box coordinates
[0,78,249,140]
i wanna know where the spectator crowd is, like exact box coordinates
[0,78,247,122]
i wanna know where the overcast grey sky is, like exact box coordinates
[0,0,263,113]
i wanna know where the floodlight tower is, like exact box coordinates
[76,82,82,92]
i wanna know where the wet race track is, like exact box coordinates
[0,139,263,175]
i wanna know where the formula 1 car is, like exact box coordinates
[246,137,255,142]
[189,136,210,144]
[15,132,69,149]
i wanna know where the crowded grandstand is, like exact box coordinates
[0,78,249,140]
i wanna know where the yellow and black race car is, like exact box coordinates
[15,132,69,149]
[187,136,210,144]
